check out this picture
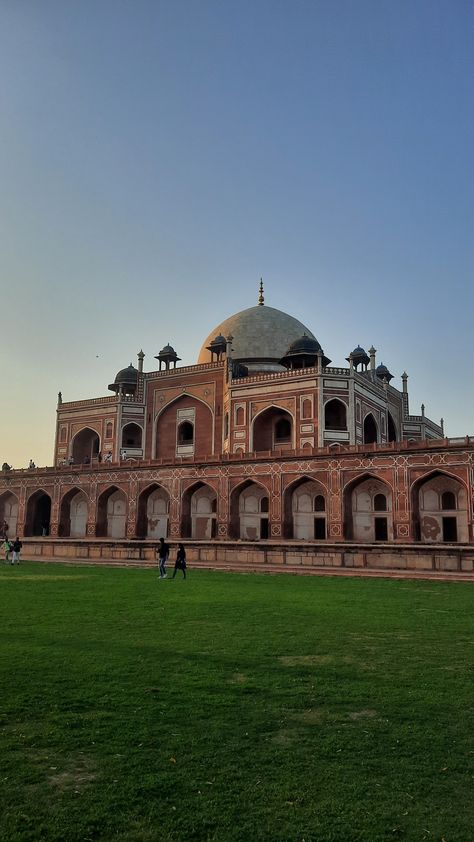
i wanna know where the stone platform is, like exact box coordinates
[19,538,474,580]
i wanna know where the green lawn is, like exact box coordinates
[0,563,472,842]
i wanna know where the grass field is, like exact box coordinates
[0,562,472,842]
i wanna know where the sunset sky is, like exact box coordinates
[0,0,472,467]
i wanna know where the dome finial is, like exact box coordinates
[258,277,264,306]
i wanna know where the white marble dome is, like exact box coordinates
[198,305,316,372]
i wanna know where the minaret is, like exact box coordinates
[137,350,145,373]
[258,278,264,306]
[369,346,376,372]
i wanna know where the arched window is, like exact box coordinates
[122,423,142,448]
[275,418,291,442]
[374,493,387,512]
[178,421,194,445]
[105,422,113,439]
[260,497,269,513]
[441,491,456,510]
[325,399,347,431]
[387,412,397,442]
[363,414,378,444]
[314,495,325,512]
[236,406,244,426]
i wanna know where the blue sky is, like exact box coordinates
[0,0,472,466]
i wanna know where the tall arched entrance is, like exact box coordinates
[59,488,88,537]
[181,483,217,539]
[411,472,468,543]
[363,414,378,444]
[283,478,327,540]
[344,476,392,541]
[71,428,100,465]
[25,490,52,536]
[252,407,293,452]
[0,492,19,537]
[230,481,269,540]
[136,485,169,539]
[96,487,127,538]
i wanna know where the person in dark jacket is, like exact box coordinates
[172,543,187,579]
[156,537,169,579]
[11,537,22,565]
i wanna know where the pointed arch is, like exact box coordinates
[283,476,328,539]
[153,394,214,459]
[387,412,397,442]
[71,427,100,464]
[24,489,52,537]
[324,398,347,431]
[0,491,19,537]
[229,479,270,540]
[363,413,378,444]
[410,470,469,543]
[343,473,393,541]
[121,422,143,449]
[251,405,295,452]
[136,483,170,538]
[58,487,88,537]
[181,481,217,539]
[96,486,127,538]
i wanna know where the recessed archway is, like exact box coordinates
[0,492,19,537]
[252,407,294,452]
[24,490,52,537]
[363,414,378,444]
[343,475,392,541]
[96,486,127,538]
[58,488,88,537]
[71,427,100,465]
[229,480,269,540]
[121,423,142,449]
[136,484,170,539]
[181,482,217,539]
[282,477,328,539]
[411,471,468,543]
[324,399,347,431]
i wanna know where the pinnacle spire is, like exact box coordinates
[258,277,264,306]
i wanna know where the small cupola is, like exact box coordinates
[108,363,139,395]
[280,334,331,370]
[155,343,181,371]
[376,362,394,383]
[205,334,227,361]
[346,345,370,370]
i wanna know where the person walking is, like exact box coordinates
[11,537,22,565]
[3,538,12,564]
[156,537,169,579]
[172,543,187,580]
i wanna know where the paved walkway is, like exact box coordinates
[23,555,474,582]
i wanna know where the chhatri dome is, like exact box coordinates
[198,280,318,373]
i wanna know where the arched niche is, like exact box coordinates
[59,488,88,537]
[229,481,269,540]
[252,407,293,452]
[324,399,347,431]
[24,490,52,537]
[71,427,100,465]
[283,478,327,540]
[344,475,392,541]
[412,472,468,543]
[181,482,217,539]
[136,484,170,539]
[121,423,142,449]
[387,412,397,442]
[96,487,127,538]
[0,492,19,537]
[363,414,378,444]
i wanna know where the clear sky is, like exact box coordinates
[0,0,472,467]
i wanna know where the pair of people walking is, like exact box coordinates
[3,537,22,564]
[156,538,187,580]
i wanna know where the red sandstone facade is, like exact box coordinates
[1,296,472,565]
